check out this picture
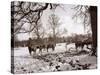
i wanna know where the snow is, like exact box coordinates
[12,43,97,74]
[14,47,29,56]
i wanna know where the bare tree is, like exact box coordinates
[73,5,97,56]
[11,1,59,37]
[48,13,61,44]
[32,20,45,39]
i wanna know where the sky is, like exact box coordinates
[41,4,85,35]
[17,3,88,41]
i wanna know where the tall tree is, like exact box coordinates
[48,13,61,44]
[73,5,97,56]
[89,6,97,56]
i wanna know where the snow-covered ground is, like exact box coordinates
[12,43,97,74]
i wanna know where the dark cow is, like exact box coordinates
[75,39,92,52]
[28,44,38,55]
[75,41,84,51]
[27,38,44,55]
[46,43,55,52]
[84,39,92,49]
[28,45,42,55]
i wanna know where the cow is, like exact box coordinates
[75,39,92,52]
[46,43,55,52]
[84,39,92,49]
[75,41,84,52]
[27,38,44,55]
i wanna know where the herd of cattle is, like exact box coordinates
[28,38,55,55]
[27,38,92,55]
[28,43,55,55]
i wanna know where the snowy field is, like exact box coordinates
[12,43,97,74]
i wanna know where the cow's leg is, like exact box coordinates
[42,45,45,52]
[29,50,31,55]
[43,45,46,52]
[75,44,78,52]
[40,48,42,53]
[32,48,37,57]
[76,47,78,52]
[47,46,49,52]
[52,45,55,51]
[28,47,32,55]
[81,43,84,51]
[86,44,88,49]
[38,46,42,55]
[81,45,84,51]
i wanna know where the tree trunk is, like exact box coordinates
[53,29,56,45]
[89,6,97,56]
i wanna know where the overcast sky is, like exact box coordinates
[17,3,88,41]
